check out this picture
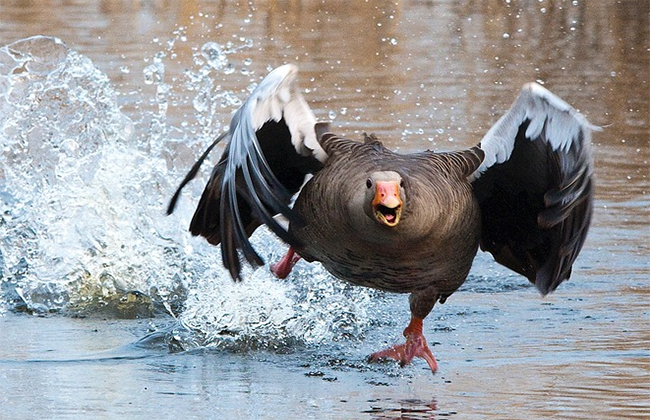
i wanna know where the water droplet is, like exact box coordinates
[328,110,337,120]
[200,42,228,70]
[219,91,242,108]
[192,91,210,113]
[143,62,164,85]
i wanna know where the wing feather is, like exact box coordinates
[472,83,600,295]
[168,64,325,280]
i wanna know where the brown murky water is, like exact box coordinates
[0,1,648,419]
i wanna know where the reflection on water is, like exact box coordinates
[0,0,648,419]
[363,398,440,419]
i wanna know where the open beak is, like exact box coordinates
[372,181,403,227]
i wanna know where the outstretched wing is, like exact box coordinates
[168,64,327,280]
[471,83,599,295]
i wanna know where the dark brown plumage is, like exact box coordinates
[168,65,598,373]
[292,133,483,299]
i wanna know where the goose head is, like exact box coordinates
[365,171,404,227]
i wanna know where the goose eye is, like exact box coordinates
[366,178,372,188]
[400,180,404,188]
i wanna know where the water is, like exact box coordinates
[0,1,648,419]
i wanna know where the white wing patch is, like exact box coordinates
[474,82,600,179]
[245,64,327,163]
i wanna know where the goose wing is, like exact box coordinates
[471,83,599,295]
[168,64,327,280]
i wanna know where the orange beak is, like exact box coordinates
[372,181,403,227]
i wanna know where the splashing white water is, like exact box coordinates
[0,36,385,349]
[0,36,182,314]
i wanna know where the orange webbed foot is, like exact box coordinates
[368,316,438,374]
[270,247,301,279]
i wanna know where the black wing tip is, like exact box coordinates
[166,131,230,216]
[535,281,557,297]
[223,246,265,283]
[534,262,574,296]
[166,192,180,215]
[167,181,189,216]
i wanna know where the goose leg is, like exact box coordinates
[368,316,438,374]
[270,247,301,279]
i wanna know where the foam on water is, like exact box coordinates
[0,36,383,350]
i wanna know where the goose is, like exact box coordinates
[168,64,597,373]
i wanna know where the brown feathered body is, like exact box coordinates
[291,134,484,317]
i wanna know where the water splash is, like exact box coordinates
[176,228,384,351]
[0,36,385,351]
[0,36,181,316]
